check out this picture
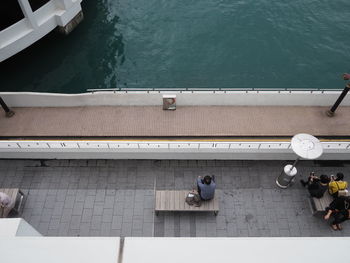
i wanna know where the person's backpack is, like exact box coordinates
[338,189,349,197]
[185,191,201,207]
[336,182,349,197]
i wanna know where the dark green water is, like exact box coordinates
[1,0,350,93]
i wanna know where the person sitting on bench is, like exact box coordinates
[197,175,216,201]
[324,196,350,220]
[325,208,350,231]
[328,173,348,198]
[300,173,330,198]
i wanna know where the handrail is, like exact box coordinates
[86,87,342,93]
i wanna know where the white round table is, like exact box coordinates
[291,133,323,160]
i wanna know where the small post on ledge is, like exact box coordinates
[326,73,350,117]
[0,97,15,118]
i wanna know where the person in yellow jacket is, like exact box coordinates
[329,173,348,197]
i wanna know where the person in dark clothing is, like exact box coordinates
[328,209,350,230]
[324,196,350,219]
[300,173,330,198]
[324,196,350,230]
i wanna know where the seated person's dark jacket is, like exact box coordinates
[308,178,328,198]
[326,196,350,212]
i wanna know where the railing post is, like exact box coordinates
[326,73,350,117]
[0,97,15,118]
[18,0,38,29]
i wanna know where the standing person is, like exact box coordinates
[328,173,348,198]
[197,175,216,200]
[0,191,12,218]
[300,173,330,198]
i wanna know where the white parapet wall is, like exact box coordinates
[0,236,120,263]
[123,237,350,263]
[1,90,350,107]
[0,140,349,160]
[0,0,82,62]
[1,235,349,263]
[0,218,41,237]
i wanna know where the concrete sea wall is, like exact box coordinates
[1,90,349,107]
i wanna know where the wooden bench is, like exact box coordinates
[0,188,25,218]
[308,192,333,216]
[155,190,219,215]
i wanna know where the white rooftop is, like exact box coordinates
[0,236,120,263]
[123,237,350,263]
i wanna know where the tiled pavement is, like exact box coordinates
[1,159,350,237]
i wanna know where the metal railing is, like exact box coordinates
[86,87,342,93]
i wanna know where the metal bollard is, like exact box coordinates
[326,83,350,117]
[0,97,15,118]
[276,164,297,189]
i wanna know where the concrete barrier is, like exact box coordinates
[1,90,349,107]
[0,140,349,160]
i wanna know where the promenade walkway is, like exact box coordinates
[0,106,350,137]
[1,159,350,237]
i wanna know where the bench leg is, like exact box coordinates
[308,198,318,216]
[12,191,25,215]
[214,211,218,216]
[155,211,159,216]
[17,192,24,214]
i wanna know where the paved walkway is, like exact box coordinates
[1,159,350,237]
[1,106,350,137]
